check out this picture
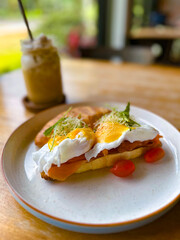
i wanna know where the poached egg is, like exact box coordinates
[33,127,95,174]
[85,121,158,161]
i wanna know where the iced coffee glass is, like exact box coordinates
[21,34,63,105]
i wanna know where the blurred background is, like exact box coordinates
[1,0,180,74]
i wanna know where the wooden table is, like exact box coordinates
[0,59,180,240]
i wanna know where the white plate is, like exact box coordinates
[2,102,180,234]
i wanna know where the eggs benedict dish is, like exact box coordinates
[33,104,163,181]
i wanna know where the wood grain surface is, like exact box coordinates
[0,59,180,240]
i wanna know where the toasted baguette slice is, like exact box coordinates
[41,147,149,181]
[35,106,110,148]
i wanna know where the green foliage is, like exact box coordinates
[35,10,82,47]
[0,0,97,73]
[0,52,21,73]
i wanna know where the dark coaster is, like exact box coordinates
[22,94,66,112]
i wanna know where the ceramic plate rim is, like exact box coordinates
[1,101,180,228]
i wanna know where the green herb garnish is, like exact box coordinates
[43,107,72,137]
[95,102,140,129]
[43,107,87,151]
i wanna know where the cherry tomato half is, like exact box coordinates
[110,159,135,177]
[144,147,165,163]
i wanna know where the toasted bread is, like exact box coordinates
[75,147,147,173]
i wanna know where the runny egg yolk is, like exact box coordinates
[48,127,95,150]
[95,122,129,143]
[48,136,66,150]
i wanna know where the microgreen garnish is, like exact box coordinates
[43,107,87,151]
[43,107,72,137]
[95,102,140,129]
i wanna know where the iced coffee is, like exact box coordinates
[21,34,63,105]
